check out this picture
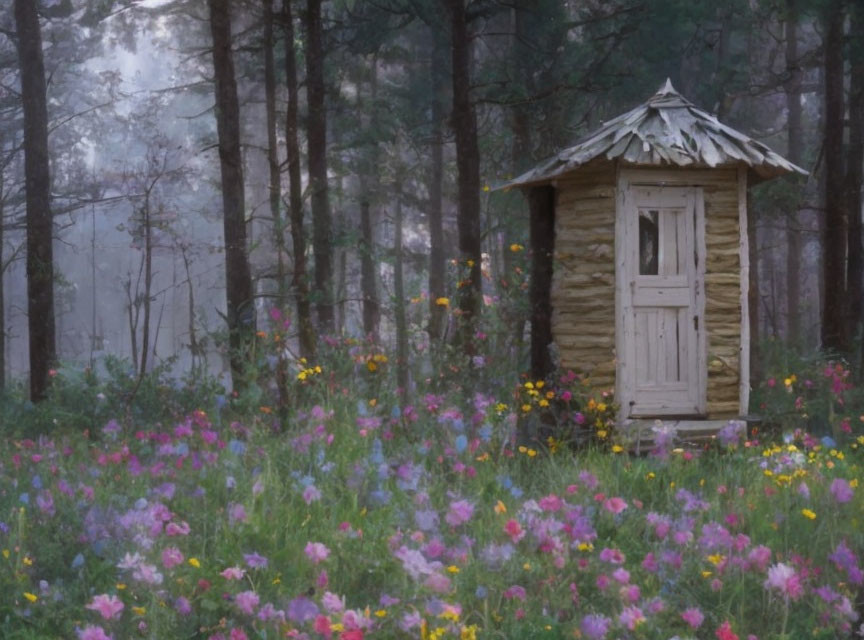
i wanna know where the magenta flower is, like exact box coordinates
[681,607,705,629]
[235,590,260,615]
[305,542,330,564]
[229,629,248,640]
[78,626,112,640]
[830,478,854,504]
[85,594,124,621]
[538,494,563,512]
[503,585,527,601]
[161,547,184,569]
[603,497,627,515]
[228,503,247,524]
[748,545,772,571]
[764,563,804,600]
[445,500,474,526]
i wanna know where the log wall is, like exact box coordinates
[549,165,741,419]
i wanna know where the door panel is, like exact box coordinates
[622,185,705,417]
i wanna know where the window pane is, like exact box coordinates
[639,209,659,275]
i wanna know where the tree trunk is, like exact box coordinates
[263,0,286,300]
[209,0,255,388]
[784,0,803,344]
[427,33,447,345]
[360,199,380,340]
[846,2,864,353]
[14,0,56,402]
[283,0,315,360]
[821,0,848,353]
[394,187,409,395]
[447,0,482,354]
[304,0,334,333]
[529,186,555,381]
[139,198,153,379]
[0,158,5,391]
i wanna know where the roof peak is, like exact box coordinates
[658,78,676,95]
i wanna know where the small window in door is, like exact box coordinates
[639,210,659,275]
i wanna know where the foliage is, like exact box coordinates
[2,357,864,638]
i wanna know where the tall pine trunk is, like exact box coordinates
[208,0,255,388]
[360,199,379,340]
[821,0,848,353]
[846,2,864,352]
[14,0,56,402]
[283,0,315,360]
[263,0,286,299]
[304,0,334,333]
[394,187,409,394]
[427,34,447,345]
[784,0,803,344]
[447,0,482,354]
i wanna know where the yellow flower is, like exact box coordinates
[367,361,378,372]
[116,583,126,590]
[701,570,712,578]
[784,377,793,387]
[646,472,656,480]
[331,623,345,632]
[707,553,725,566]
[538,399,550,408]
[435,297,450,307]
[23,592,37,603]
[494,500,507,514]
[446,565,460,574]
[374,609,387,618]
[509,243,524,252]
[22,556,32,566]
[536,380,544,389]
[482,184,490,192]
[597,402,607,412]
[526,448,537,458]
[596,430,608,439]
[801,508,817,520]
[611,445,624,454]
[1,549,8,559]
[132,606,146,616]
[461,624,479,640]
[188,557,201,568]
[523,562,532,571]
[524,382,534,390]
[521,404,532,413]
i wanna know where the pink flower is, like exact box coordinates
[748,545,772,571]
[445,500,474,526]
[764,563,804,600]
[503,585,527,601]
[235,590,260,615]
[681,607,704,629]
[78,626,112,640]
[538,494,563,512]
[229,630,247,640]
[161,547,184,569]
[221,566,246,580]
[228,503,247,524]
[166,521,191,536]
[305,542,330,564]
[618,606,644,630]
[85,594,124,621]
[603,497,627,515]
[504,519,525,543]
[303,485,322,504]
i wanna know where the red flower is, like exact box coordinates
[715,621,739,640]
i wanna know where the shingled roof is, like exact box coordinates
[504,79,806,188]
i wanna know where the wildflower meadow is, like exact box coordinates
[1,342,864,640]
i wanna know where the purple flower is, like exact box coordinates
[175,596,192,615]
[830,478,854,504]
[618,606,645,630]
[445,500,474,527]
[244,552,268,569]
[287,596,319,624]
[305,542,330,564]
[580,614,610,639]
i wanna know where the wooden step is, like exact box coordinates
[619,419,747,454]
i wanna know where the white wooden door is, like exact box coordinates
[620,185,705,417]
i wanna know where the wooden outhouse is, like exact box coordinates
[506,80,805,431]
